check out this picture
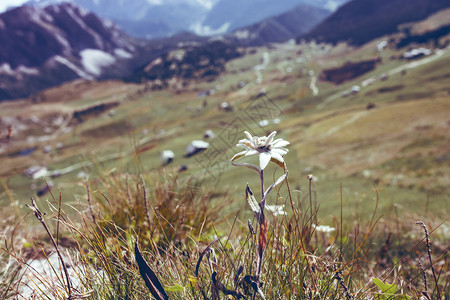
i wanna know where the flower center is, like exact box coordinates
[254,137,271,153]
[257,145,271,153]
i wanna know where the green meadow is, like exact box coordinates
[0,37,448,298]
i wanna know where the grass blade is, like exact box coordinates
[135,241,169,300]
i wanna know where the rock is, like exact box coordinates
[178,164,188,172]
[204,130,215,139]
[259,119,270,127]
[43,145,52,153]
[37,182,54,197]
[160,150,175,166]
[24,166,48,179]
[351,85,361,94]
[376,41,388,52]
[219,101,233,112]
[185,140,209,157]
[403,48,431,60]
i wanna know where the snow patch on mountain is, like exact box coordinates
[0,63,16,75]
[80,49,115,76]
[52,55,94,79]
[0,63,39,76]
[114,48,132,59]
[191,21,230,36]
[324,0,341,11]
[17,65,40,75]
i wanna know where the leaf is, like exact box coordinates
[246,184,261,219]
[265,204,286,216]
[251,281,266,300]
[135,242,169,300]
[231,161,261,174]
[263,172,287,200]
[372,277,398,294]
[164,284,184,292]
[230,151,246,162]
[187,276,198,284]
[372,277,410,300]
[270,157,286,170]
[194,237,220,277]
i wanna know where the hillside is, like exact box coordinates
[0,8,449,297]
[0,3,138,100]
[21,0,216,38]
[300,0,450,45]
[0,7,449,223]
[226,4,330,46]
[0,3,213,101]
[18,0,345,38]
[202,0,345,34]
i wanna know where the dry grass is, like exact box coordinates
[1,163,448,299]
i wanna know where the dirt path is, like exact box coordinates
[310,76,319,96]
[254,52,270,83]
[325,111,369,135]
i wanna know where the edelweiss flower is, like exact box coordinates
[231,131,289,170]
[313,224,336,233]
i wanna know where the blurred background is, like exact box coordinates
[0,0,449,221]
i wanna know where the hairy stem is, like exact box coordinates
[416,221,440,297]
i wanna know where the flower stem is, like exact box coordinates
[260,170,265,206]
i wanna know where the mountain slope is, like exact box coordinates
[301,0,450,45]
[19,0,347,38]
[23,0,218,38]
[0,3,140,100]
[226,4,330,46]
[0,2,237,101]
[203,0,325,33]
[197,0,348,35]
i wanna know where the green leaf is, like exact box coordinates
[372,278,410,300]
[23,241,33,248]
[164,283,184,292]
[187,276,198,284]
[373,277,398,294]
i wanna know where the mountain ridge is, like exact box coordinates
[0,3,142,100]
[16,0,347,38]
[225,4,330,46]
[300,0,450,45]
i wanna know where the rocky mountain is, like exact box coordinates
[0,2,143,100]
[202,0,346,34]
[300,0,450,45]
[0,2,247,101]
[225,4,330,46]
[23,0,219,38]
[130,40,242,89]
[18,0,347,38]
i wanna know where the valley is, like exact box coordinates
[0,2,449,298]
[1,34,449,223]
